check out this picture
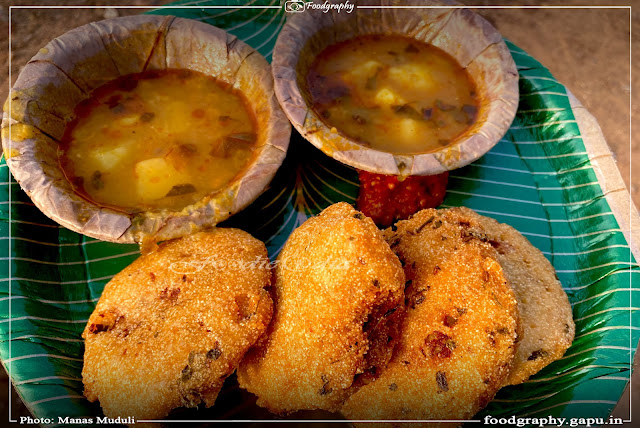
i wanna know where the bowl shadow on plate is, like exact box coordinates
[221,129,360,259]
[222,126,493,260]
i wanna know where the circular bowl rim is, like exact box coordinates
[271,0,519,177]
[1,14,291,243]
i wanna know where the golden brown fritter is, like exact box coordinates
[450,207,574,385]
[237,202,406,413]
[340,209,520,427]
[82,229,273,421]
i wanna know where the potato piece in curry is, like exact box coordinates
[305,35,478,154]
[60,69,258,212]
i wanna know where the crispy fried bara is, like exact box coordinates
[82,229,273,420]
[449,207,575,385]
[340,209,520,427]
[237,202,406,413]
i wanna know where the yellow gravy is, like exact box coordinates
[59,69,257,212]
[306,35,479,154]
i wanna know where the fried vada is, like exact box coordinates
[449,207,575,385]
[237,202,406,413]
[82,229,273,421]
[340,209,520,426]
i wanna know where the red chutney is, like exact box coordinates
[356,171,449,227]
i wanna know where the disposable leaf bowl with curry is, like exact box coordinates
[272,0,519,177]
[1,15,291,243]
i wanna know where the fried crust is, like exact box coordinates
[237,202,406,413]
[450,207,575,385]
[340,209,519,427]
[82,229,273,420]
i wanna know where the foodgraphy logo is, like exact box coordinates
[284,0,355,14]
[284,1,306,12]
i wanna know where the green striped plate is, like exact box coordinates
[1,1,638,426]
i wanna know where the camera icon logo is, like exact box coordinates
[284,0,306,13]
